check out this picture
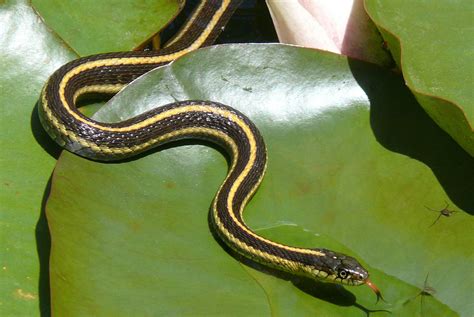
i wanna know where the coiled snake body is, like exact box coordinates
[39,0,381,296]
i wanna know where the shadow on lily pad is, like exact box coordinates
[348,59,474,215]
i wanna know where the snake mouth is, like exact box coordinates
[365,278,384,302]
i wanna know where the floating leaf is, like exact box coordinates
[365,0,474,156]
[47,44,472,316]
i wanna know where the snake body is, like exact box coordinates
[39,0,380,291]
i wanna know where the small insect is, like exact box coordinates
[403,273,436,316]
[419,274,436,297]
[425,202,457,227]
[418,274,436,316]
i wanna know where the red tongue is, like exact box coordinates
[366,279,384,303]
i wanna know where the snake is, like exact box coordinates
[38,0,381,297]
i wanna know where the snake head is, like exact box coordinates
[309,249,368,286]
[307,249,383,300]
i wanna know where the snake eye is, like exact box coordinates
[338,269,349,279]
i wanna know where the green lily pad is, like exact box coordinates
[0,0,179,315]
[0,1,74,315]
[364,0,474,157]
[31,0,180,55]
[47,44,473,315]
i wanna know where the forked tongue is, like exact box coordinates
[366,279,385,303]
